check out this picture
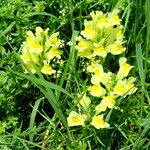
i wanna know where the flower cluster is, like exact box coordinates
[67,10,137,129]
[20,27,64,76]
[76,10,125,59]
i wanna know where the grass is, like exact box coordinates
[0,0,150,149]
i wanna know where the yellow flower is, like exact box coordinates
[113,77,136,96]
[95,102,107,114]
[45,48,62,61]
[41,64,56,75]
[113,81,126,96]
[87,62,102,73]
[97,17,109,28]
[116,57,133,80]
[93,43,107,58]
[78,48,93,59]
[76,39,92,53]
[25,63,36,74]
[26,31,43,54]
[81,24,96,39]
[108,10,121,26]
[95,96,116,114]
[77,94,91,109]
[107,41,126,55]
[91,69,112,86]
[88,84,106,97]
[20,53,31,64]
[67,111,87,127]
[91,115,110,129]
[20,52,39,64]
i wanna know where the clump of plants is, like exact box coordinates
[67,10,137,129]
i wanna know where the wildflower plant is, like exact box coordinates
[67,10,137,129]
[20,27,64,78]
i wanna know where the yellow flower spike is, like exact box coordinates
[41,62,56,75]
[91,115,110,129]
[77,94,91,109]
[88,84,106,97]
[45,47,62,61]
[116,57,133,80]
[67,111,87,127]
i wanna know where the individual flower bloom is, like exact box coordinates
[88,84,106,97]
[115,26,124,40]
[108,9,121,26]
[78,48,93,59]
[93,43,107,58]
[45,47,62,62]
[81,20,96,39]
[90,11,104,20]
[41,61,56,75]
[76,39,92,52]
[95,96,116,114]
[91,68,112,86]
[35,26,49,42]
[24,63,36,74]
[45,32,60,49]
[67,111,87,127]
[116,57,133,80]
[20,52,31,64]
[106,41,126,55]
[95,102,107,114]
[97,16,109,28]
[113,80,126,96]
[26,31,43,54]
[113,77,136,96]
[77,94,91,109]
[87,61,102,73]
[20,52,39,64]
[126,77,137,95]
[91,115,110,129]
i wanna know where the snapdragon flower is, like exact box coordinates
[20,27,63,76]
[67,111,87,127]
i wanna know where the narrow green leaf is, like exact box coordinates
[0,21,15,38]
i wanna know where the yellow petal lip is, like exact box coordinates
[95,96,116,114]
[88,84,106,97]
[91,115,110,129]
[41,64,56,75]
[67,111,87,127]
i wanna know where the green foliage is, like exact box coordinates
[0,0,149,149]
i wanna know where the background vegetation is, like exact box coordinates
[0,0,149,149]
